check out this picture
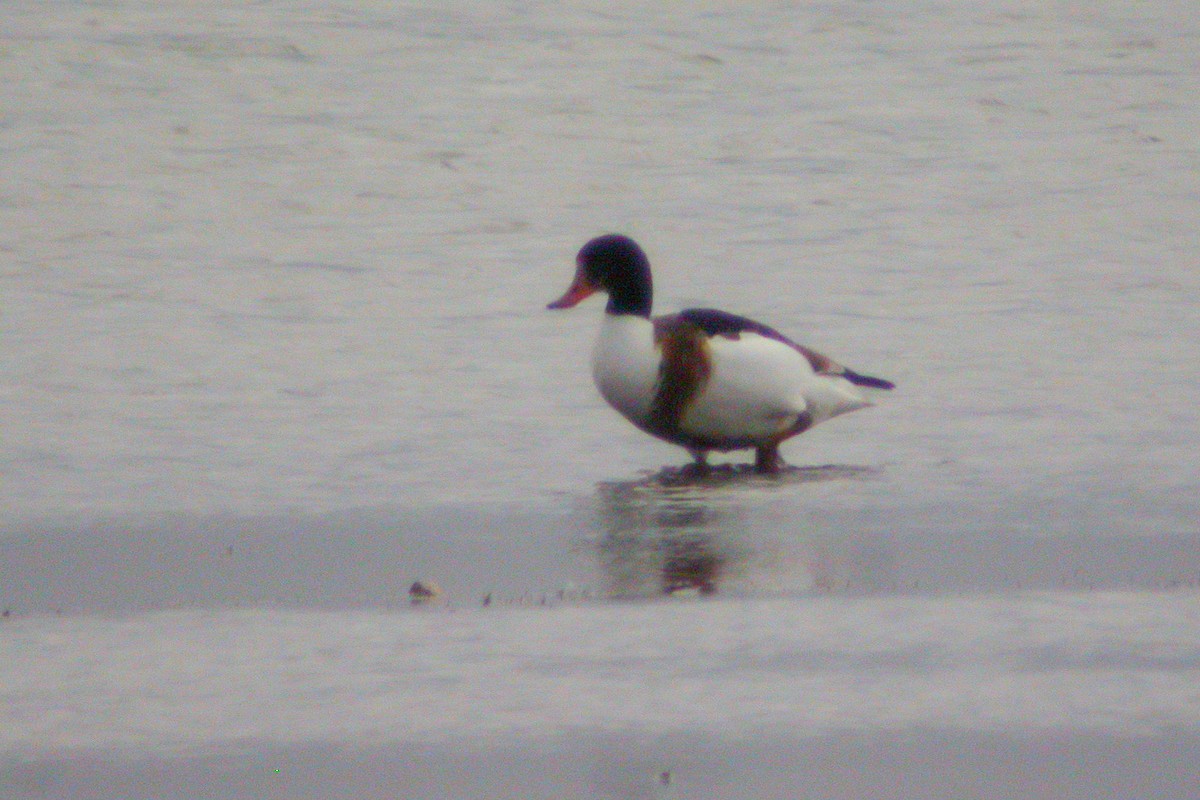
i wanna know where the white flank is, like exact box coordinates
[683,333,870,443]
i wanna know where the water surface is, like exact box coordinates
[3,1,1199,797]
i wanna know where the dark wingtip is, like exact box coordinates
[843,369,895,390]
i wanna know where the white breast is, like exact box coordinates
[591,314,660,425]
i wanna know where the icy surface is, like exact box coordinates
[4,593,1200,754]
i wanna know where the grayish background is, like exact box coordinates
[3,2,1199,798]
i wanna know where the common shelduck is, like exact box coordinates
[548,234,894,473]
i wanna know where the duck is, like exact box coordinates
[548,234,894,473]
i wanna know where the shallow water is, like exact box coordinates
[3,1,1200,797]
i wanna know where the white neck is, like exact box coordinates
[591,314,659,425]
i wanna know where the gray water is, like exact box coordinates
[3,2,1200,798]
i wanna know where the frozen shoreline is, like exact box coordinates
[5,592,1198,751]
[7,729,1200,800]
[4,493,1200,615]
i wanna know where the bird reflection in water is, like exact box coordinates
[591,465,889,599]
[593,471,752,598]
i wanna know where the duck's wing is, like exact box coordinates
[677,308,895,390]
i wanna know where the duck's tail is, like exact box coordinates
[842,369,895,390]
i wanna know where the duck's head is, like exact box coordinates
[547,234,653,317]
